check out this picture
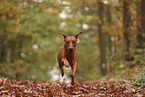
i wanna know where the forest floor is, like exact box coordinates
[0,65,145,96]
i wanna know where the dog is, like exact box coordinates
[57,32,82,85]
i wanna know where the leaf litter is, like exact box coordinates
[0,77,144,96]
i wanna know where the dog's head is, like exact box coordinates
[59,31,82,53]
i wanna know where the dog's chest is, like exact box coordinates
[66,54,73,60]
[66,54,74,64]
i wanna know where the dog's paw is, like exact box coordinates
[65,65,69,68]
[70,74,74,77]
[62,74,64,77]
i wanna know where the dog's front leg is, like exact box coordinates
[61,58,69,67]
[70,61,77,77]
[70,61,77,85]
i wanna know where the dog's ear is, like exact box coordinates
[59,33,67,39]
[74,31,82,39]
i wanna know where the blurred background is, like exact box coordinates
[0,0,144,83]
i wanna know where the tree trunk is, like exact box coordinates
[122,0,130,62]
[98,1,107,76]
[137,0,145,48]
[0,34,6,63]
[107,5,112,56]
[106,5,112,73]
[0,50,6,63]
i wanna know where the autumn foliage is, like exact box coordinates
[0,77,144,96]
[0,0,145,96]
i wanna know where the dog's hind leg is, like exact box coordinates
[61,68,64,77]
[71,76,75,85]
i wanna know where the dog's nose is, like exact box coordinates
[69,47,73,52]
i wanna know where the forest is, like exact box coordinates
[0,0,145,96]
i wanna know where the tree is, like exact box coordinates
[122,0,130,62]
[106,5,112,57]
[137,0,145,48]
[0,0,62,81]
[98,1,107,75]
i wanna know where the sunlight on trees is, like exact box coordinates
[0,0,144,84]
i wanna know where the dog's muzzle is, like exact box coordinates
[69,47,73,52]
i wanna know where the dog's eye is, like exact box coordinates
[66,41,69,44]
[73,41,76,44]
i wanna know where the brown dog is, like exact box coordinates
[57,32,82,85]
